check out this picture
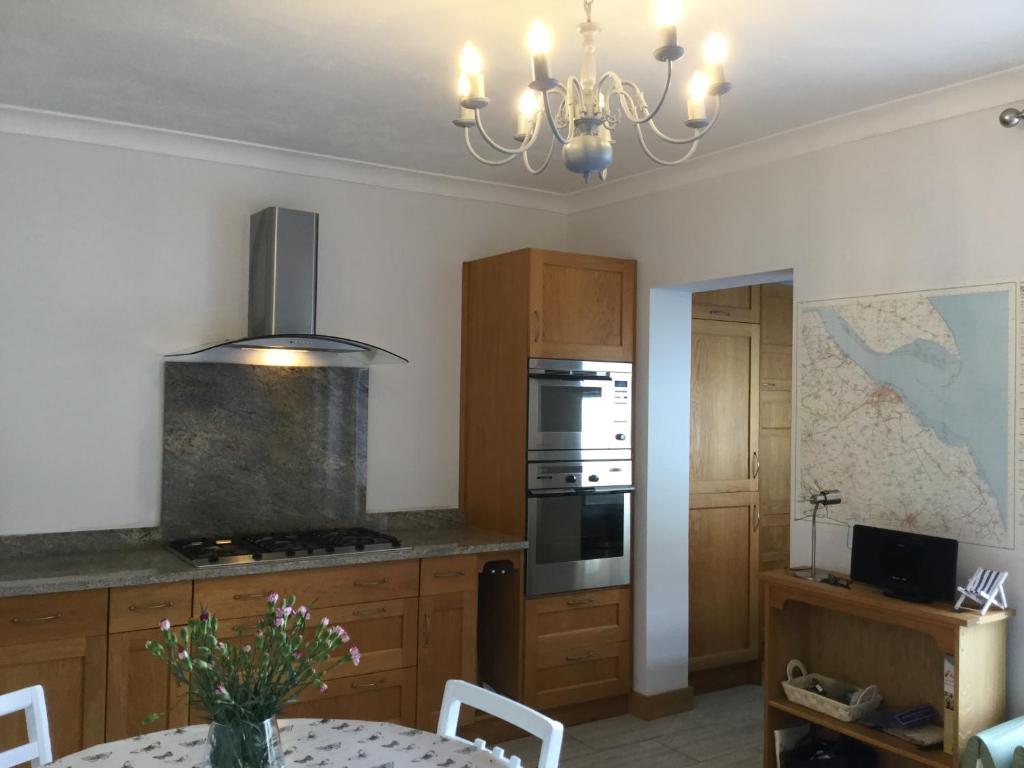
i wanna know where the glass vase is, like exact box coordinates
[206,717,286,768]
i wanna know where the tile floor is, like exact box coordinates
[498,685,763,767]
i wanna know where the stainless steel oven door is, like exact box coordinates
[526,489,632,596]
[527,359,632,455]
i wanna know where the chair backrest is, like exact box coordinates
[0,686,52,768]
[438,680,563,768]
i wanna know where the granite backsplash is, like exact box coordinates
[160,362,368,539]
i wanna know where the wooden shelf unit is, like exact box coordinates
[761,570,1011,768]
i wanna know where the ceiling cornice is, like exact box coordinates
[564,64,1024,214]
[0,104,572,215]
[2,63,1023,218]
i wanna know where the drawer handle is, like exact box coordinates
[565,651,596,663]
[233,593,267,601]
[432,571,466,579]
[351,679,385,690]
[709,309,732,316]
[128,601,175,612]
[353,579,389,587]
[11,613,62,625]
[565,597,594,607]
[352,607,388,617]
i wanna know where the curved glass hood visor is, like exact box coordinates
[165,207,407,367]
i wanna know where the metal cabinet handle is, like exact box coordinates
[754,505,761,532]
[129,601,175,612]
[752,451,760,479]
[565,597,594,607]
[352,607,388,617]
[11,613,62,624]
[709,309,732,316]
[353,579,389,587]
[233,593,267,601]
[432,571,466,579]
[565,651,596,663]
[351,679,385,690]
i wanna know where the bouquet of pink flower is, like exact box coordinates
[146,591,360,726]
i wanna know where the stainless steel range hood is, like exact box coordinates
[166,207,407,367]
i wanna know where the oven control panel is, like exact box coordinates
[527,460,633,491]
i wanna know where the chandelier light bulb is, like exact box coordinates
[527,20,553,56]
[518,88,541,116]
[654,0,682,28]
[457,73,470,99]
[460,41,483,75]
[687,70,710,101]
[702,32,729,64]
[686,70,710,128]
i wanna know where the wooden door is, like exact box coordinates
[528,250,636,362]
[693,286,761,323]
[690,319,760,494]
[106,627,189,740]
[416,591,477,729]
[0,636,107,759]
[689,492,759,671]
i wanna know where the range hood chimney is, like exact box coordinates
[166,207,407,367]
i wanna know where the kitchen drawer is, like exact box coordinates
[525,587,631,648]
[0,590,107,646]
[283,666,417,726]
[419,555,478,595]
[109,582,192,633]
[524,639,631,710]
[193,561,420,619]
[214,597,417,680]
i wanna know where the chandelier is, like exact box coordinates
[453,0,733,183]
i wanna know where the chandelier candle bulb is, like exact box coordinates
[686,70,710,128]
[516,88,540,139]
[527,20,557,91]
[653,0,684,61]
[453,74,477,126]
[459,42,487,106]
[703,32,732,94]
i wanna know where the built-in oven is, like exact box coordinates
[526,459,632,596]
[527,359,632,460]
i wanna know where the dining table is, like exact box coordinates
[50,719,508,768]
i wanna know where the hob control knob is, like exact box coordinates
[589,474,599,482]
[615,433,626,440]
[565,474,577,483]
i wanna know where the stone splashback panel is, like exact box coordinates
[161,363,367,540]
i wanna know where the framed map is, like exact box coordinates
[796,283,1015,549]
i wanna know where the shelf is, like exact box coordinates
[768,698,954,768]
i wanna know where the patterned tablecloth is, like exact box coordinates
[51,719,506,768]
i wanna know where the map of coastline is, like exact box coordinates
[797,285,1014,549]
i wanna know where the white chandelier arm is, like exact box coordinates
[606,85,644,125]
[463,128,519,166]
[542,89,573,146]
[644,95,722,145]
[600,62,673,125]
[522,135,556,175]
[472,107,543,156]
[635,121,701,166]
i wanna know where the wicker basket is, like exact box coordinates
[781,660,882,723]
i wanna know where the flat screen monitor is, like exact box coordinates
[850,524,958,603]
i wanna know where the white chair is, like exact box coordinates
[0,685,52,768]
[955,568,1009,616]
[437,680,564,768]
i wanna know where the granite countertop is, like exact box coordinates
[0,524,527,598]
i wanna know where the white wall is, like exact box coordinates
[568,102,1024,709]
[0,130,567,535]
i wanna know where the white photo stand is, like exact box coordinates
[954,568,1009,616]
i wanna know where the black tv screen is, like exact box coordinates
[850,524,958,603]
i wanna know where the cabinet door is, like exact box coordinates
[693,286,761,323]
[690,319,760,494]
[529,250,635,362]
[0,636,106,759]
[416,591,477,729]
[106,628,189,740]
[284,667,417,726]
[688,492,759,672]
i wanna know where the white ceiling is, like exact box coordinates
[2,0,1024,194]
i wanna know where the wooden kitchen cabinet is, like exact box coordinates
[527,250,636,362]
[416,557,478,729]
[106,627,189,740]
[0,590,108,759]
[693,285,761,323]
[285,666,417,725]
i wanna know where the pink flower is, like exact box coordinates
[243,644,252,653]
[331,625,350,642]
[178,649,189,660]
[281,606,293,617]
[255,629,263,638]
[320,617,330,627]
[319,682,329,694]
[144,640,153,649]
[349,646,361,666]
[215,684,229,697]
[273,617,285,627]
[297,606,309,618]
[159,619,171,631]
[267,592,279,604]
[199,611,210,622]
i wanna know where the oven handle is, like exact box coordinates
[528,372,613,382]
[528,486,635,498]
